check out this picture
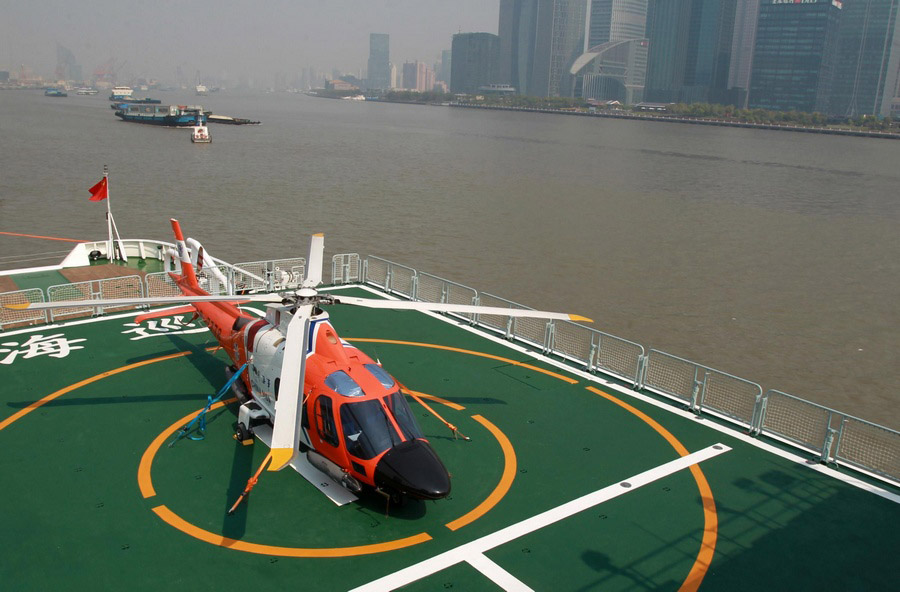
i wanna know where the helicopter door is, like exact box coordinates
[315,395,339,448]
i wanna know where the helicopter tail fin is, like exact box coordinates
[170,218,200,288]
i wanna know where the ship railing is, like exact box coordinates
[145,257,308,298]
[414,272,478,323]
[0,288,48,330]
[331,254,360,285]
[47,275,144,322]
[362,256,417,300]
[757,390,900,483]
[642,349,763,431]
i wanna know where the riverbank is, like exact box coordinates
[450,102,900,140]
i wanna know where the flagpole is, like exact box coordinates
[104,165,128,262]
[104,165,114,262]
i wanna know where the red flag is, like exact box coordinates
[88,177,108,202]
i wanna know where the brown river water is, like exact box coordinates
[1,90,897,428]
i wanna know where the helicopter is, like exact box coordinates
[9,219,592,508]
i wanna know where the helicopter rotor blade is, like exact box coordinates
[1,293,284,312]
[302,233,325,289]
[330,295,593,323]
[268,303,313,472]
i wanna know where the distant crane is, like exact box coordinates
[93,58,128,85]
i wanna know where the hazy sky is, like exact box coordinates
[1,0,499,82]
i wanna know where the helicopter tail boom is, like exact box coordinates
[170,218,200,288]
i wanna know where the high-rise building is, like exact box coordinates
[402,62,417,90]
[400,61,434,91]
[748,0,842,113]
[450,33,501,94]
[572,0,649,103]
[588,0,649,47]
[55,44,82,82]
[644,0,737,104]
[439,49,452,84]
[498,0,587,97]
[367,34,391,91]
[727,0,761,108]
[830,0,900,117]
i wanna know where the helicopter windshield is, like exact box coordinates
[385,391,424,440]
[340,399,403,459]
[365,364,396,389]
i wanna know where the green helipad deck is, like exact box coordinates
[1,285,897,591]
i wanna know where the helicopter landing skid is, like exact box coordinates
[250,424,358,506]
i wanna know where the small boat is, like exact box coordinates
[115,104,208,127]
[206,114,261,125]
[75,87,98,95]
[44,88,68,97]
[190,113,211,143]
[108,86,134,100]
[196,84,208,96]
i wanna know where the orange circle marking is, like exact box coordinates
[5,333,718,585]
[587,386,717,592]
[445,414,517,531]
[139,387,515,556]
[0,351,192,432]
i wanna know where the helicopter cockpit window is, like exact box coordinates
[324,370,363,397]
[340,400,403,460]
[385,391,424,440]
[364,364,396,389]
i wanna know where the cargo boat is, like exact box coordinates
[0,230,897,591]
[114,104,208,127]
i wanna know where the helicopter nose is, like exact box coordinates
[374,439,451,500]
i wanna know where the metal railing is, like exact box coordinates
[332,253,360,285]
[47,275,144,321]
[758,390,900,482]
[643,349,763,430]
[0,288,48,329]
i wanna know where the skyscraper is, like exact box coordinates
[439,49,453,85]
[830,0,900,117]
[498,0,587,97]
[367,33,391,91]
[588,0,649,47]
[727,0,761,108]
[748,0,842,113]
[573,0,649,102]
[451,33,501,94]
[644,0,737,104]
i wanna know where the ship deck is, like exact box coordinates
[1,284,898,591]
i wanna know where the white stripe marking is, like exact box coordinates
[350,444,731,592]
[466,553,535,592]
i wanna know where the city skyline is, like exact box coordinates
[0,0,499,84]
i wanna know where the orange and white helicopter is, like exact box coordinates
[11,219,591,508]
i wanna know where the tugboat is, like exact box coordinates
[190,112,211,143]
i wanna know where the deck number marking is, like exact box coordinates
[121,316,207,340]
[0,333,86,365]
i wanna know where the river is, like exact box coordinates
[1,89,897,429]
